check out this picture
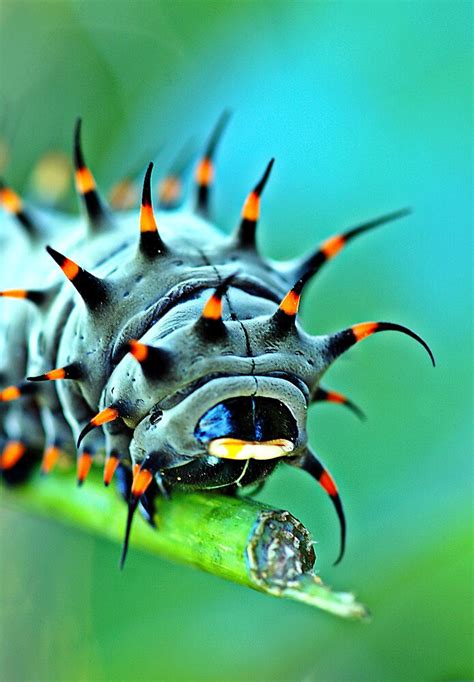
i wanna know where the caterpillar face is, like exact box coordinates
[0,114,435,567]
[130,376,306,464]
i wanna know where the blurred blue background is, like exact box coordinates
[0,1,472,680]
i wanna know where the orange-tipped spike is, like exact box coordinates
[73,118,111,230]
[242,191,259,222]
[140,203,157,233]
[128,340,149,363]
[41,445,61,475]
[297,448,346,565]
[140,168,158,234]
[75,166,96,194]
[158,138,195,210]
[60,257,79,281]
[200,275,235,326]
[139,162,165,257]
[91,406,120,427]
[0,184,22,213]
[27,363,81,382]
[352,321,379,341]
[109,178,139,210]
[103,454,120,486]
[278,288,301,318]
[120,496,138,570]
[46,246,80,281]
[195,157,213,187]
[236,158,274,248]
[127,340,170,379]
[202,292,223,321]
[0,181,40,238]
[37,368,64,381]
[313,386,366,420]
[320,234,346,259]
[77,406,121,448]
[0,441,26,470]
[272,276,308,329]
[77,452,93,486]
[0,289,47,305]
[319,470,338,497]
[195,111,231,216]
[46,245,108,310]
[325,321,435,367]
[0,381,35,402]
[292,208,411,283]
[0,385,22,402]
[0,289,27,299]
[324,390,346,404]
[158,176,182,208]
[119,460,156,568]
[131,467,154,498]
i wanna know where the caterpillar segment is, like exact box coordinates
[0,114,434,568]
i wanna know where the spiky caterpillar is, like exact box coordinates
[0,114,434,567]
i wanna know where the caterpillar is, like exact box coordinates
[0,113,434,568]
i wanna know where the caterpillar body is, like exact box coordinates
[0,115,434,566]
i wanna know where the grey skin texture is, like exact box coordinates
[0,204,337,484]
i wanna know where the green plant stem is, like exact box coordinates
[1,469,368,620]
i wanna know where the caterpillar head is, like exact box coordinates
[111,280,317,470]
[103,276,434,478]
[76,260,434,478]
[129,375,307,468]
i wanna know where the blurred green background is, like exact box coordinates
[0,1,471,680]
